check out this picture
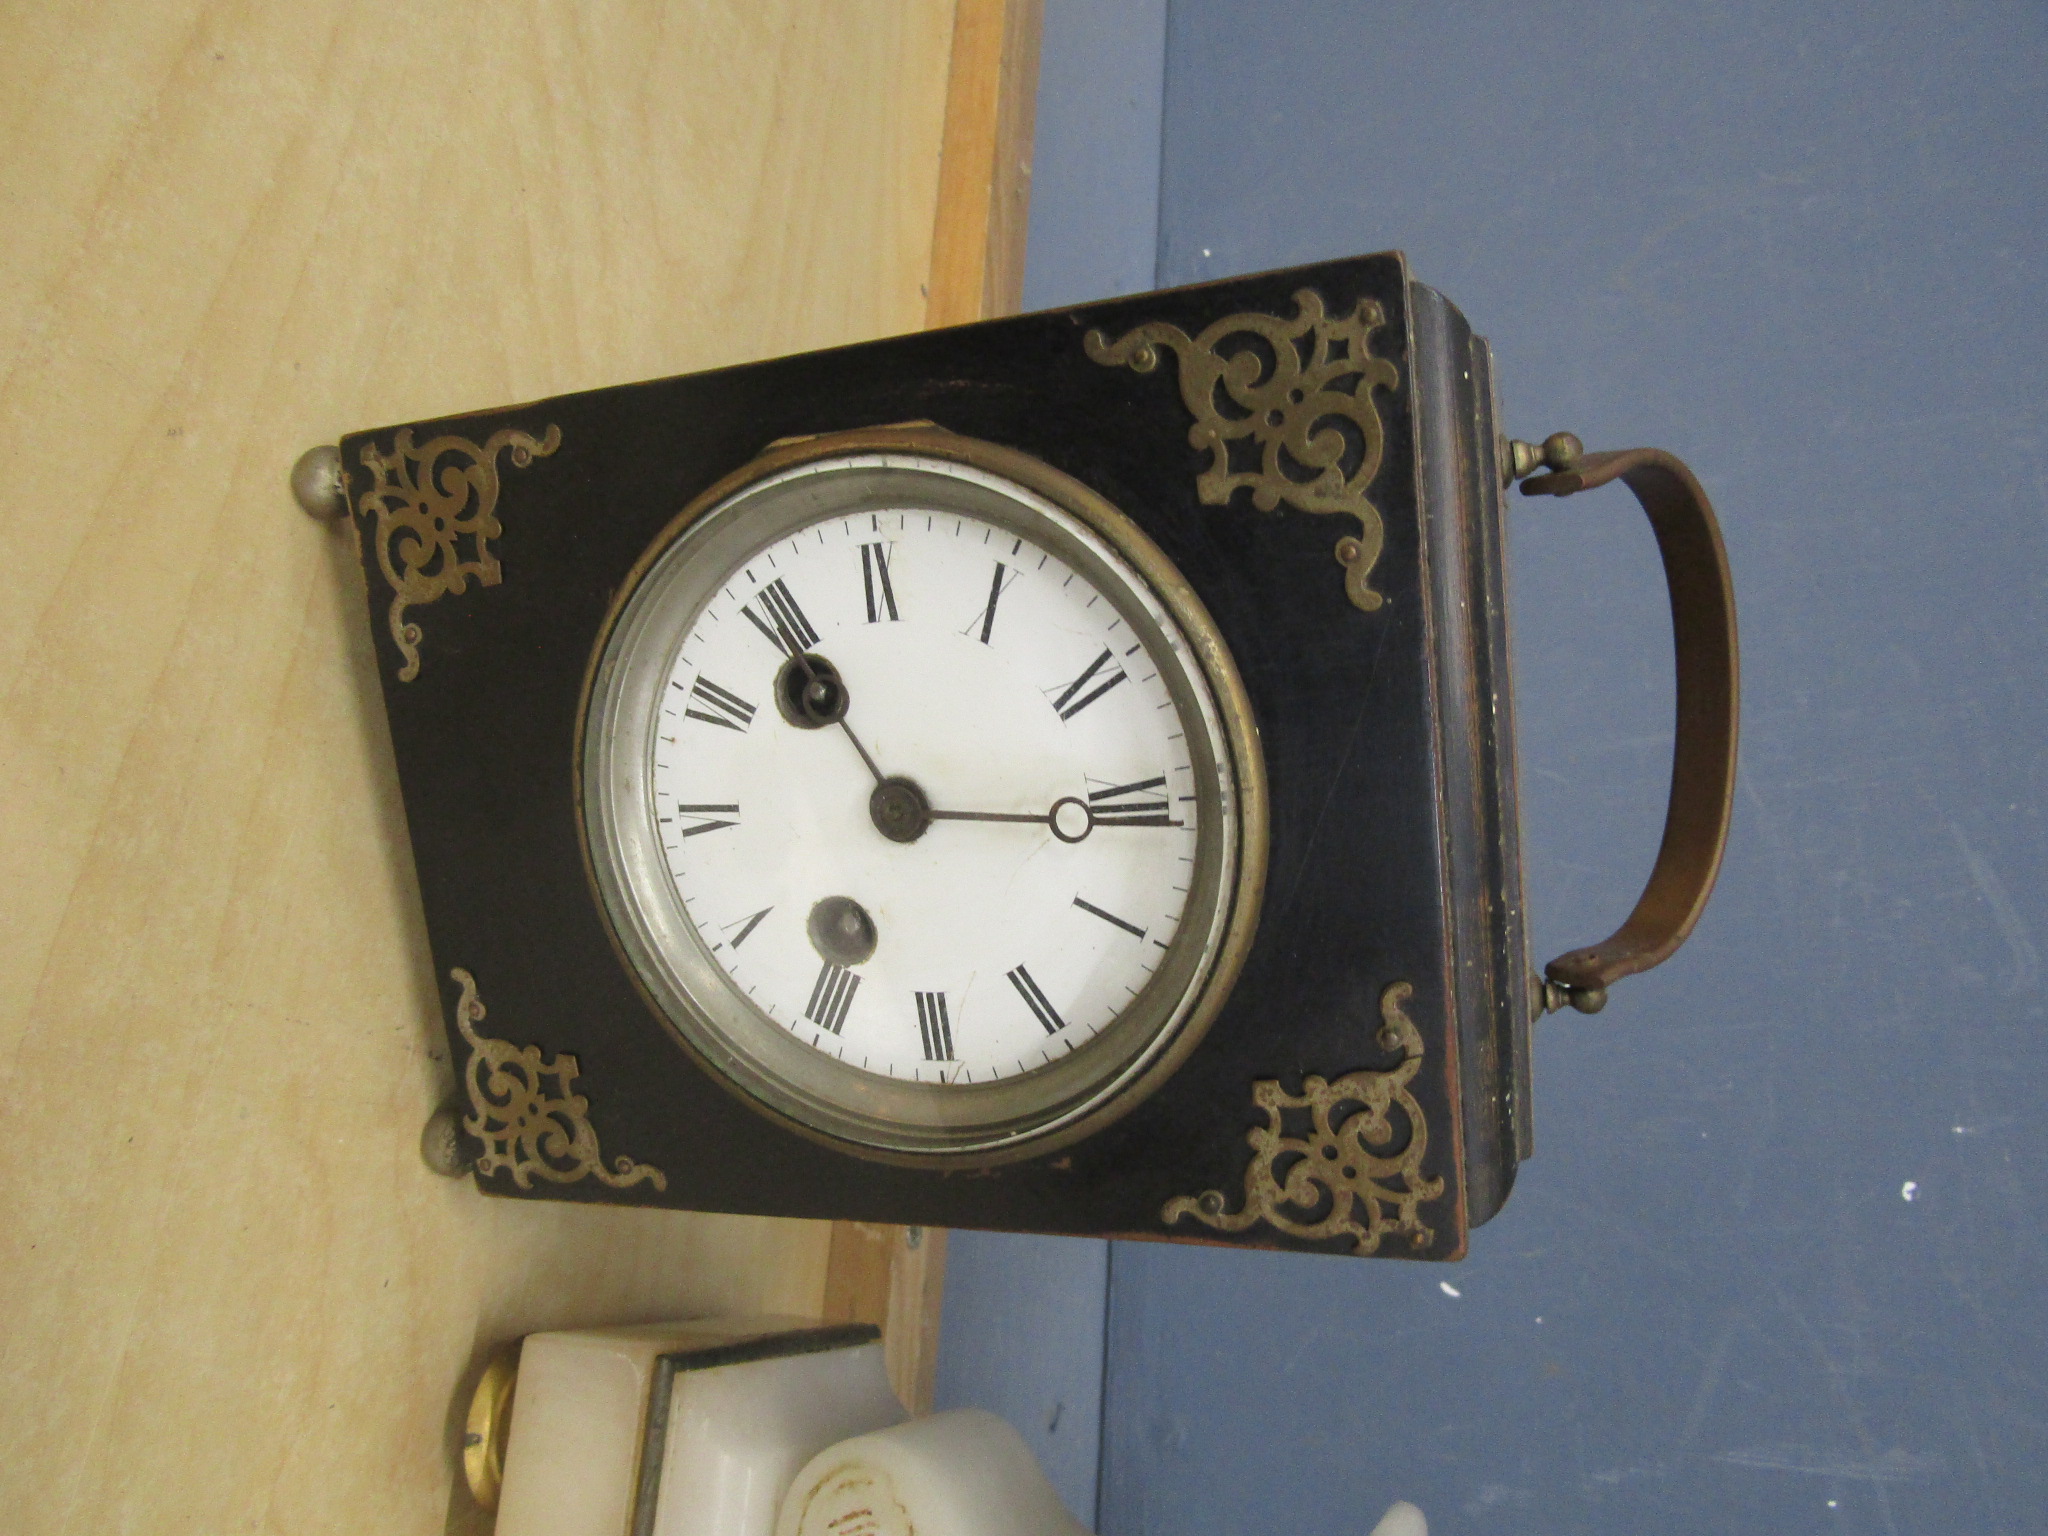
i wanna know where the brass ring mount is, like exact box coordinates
[463,1346,520,1511]
[1513,438,1739,1015]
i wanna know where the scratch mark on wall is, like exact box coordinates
[1949,822,2040,994]
[1715,1446,1944,1482]
[1770,1281,1907,1536]
[1676,1313,1743,1449]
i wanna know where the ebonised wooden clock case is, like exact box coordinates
[334,251,1737,1261]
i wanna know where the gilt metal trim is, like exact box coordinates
[1163,981,1443,1255]
[1085,288,1400,611]
[353,424,561,680]
[451,967,667,1191]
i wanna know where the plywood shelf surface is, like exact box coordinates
[0,2,1036,1529]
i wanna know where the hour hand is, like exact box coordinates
[770,649,887,785]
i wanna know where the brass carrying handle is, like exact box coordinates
[1512,435,1739,1014]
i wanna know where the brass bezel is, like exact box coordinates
[574,425,1268,1167]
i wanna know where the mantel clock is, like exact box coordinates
[306,252,1738,1260]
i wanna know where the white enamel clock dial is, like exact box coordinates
[654,505,1194,1084]
[583,435,1264,1161]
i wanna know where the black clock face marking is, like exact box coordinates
[862,542,899,623]
[1050,648,1128,720]
[1088,774,1171,827]
[806,962,861,1034]
[1007,964,1067,1035]
[679,675,757,732]
[672,804,740,837]
[1073,896,1146,939]
[743,578,819,655]
[723,906,773,948]
[965,560,1023,645]
[916,991,954,1062]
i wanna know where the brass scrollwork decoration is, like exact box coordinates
[451,967,667,1192]
[1163,981,1442,1255]
[1085,289,1399,611]
[354,424,562,680]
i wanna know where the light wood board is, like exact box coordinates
[0,2,1029,1530]
[926,0,1044,326]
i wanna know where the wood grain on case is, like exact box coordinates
[0,3,972,1531]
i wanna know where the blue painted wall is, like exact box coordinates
[1013,0,1167,311]
[1098,4,2048,1534]
[943,4,2048,1530]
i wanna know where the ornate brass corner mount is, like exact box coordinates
[353,424,561,681]
[1085,288,1400,612]
[451,967,667,1192]
[1163,981,1444,1256]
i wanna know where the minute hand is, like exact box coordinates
[929,794,1182,845]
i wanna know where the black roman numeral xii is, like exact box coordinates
[861,542,899,623]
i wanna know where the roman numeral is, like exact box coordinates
[1006,964,1066,1035]
[915,991,954,1061]
[861,542,899,623]
[1073,896,1146,939]
[1049,648,1127,719]
[966,561,1021,644]
[1087,774,1172,827]
[742,578,819,655]
[676,675,756,732]
[805,962,861,1034]
[722,906,772,948]
[671,803,740,837]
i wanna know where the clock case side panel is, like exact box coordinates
[1410,282,1535,1227]
[334,251,1475,1261]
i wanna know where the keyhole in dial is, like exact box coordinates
[774,652,849,728]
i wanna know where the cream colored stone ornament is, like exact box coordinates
[778,1410,1090,1536]
[776,1408,1429,1536]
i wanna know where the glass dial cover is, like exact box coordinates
[582,438,1262,1160]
